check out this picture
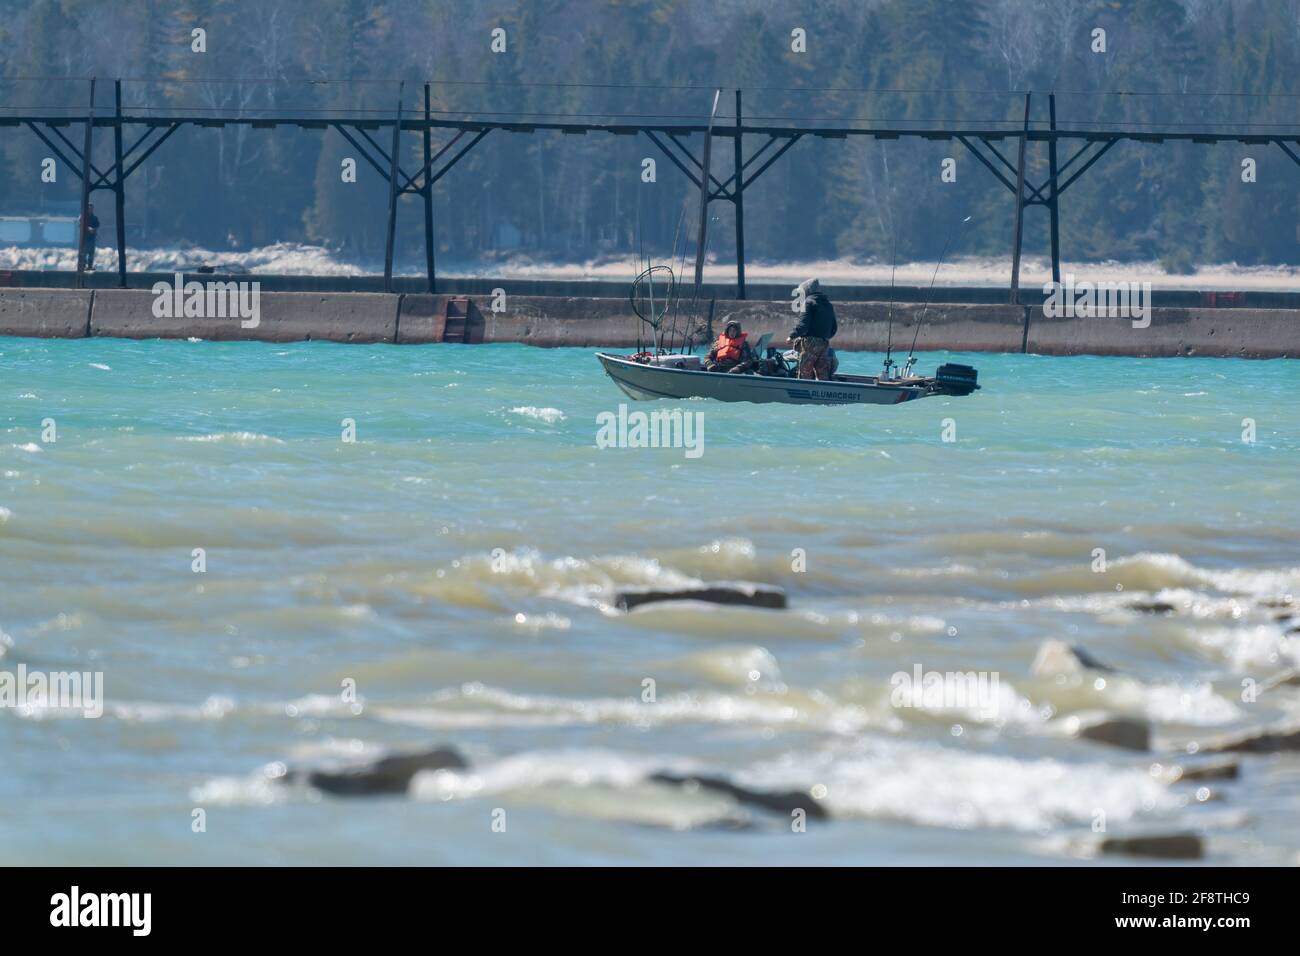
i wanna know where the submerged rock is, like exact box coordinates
[615,582,787,612]
[1100,833,1204,860]
[649,772,828,820]
[1261,670,1300,692]
[1202,723,1300,755]
[288,746,469,796]
[1157,759,1240,783]
[1031,639,1117,677]
[1128,600,1177,615]
[1074,715,1151,751]
[697,817,760,833]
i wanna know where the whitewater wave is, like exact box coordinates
[0,241,364,277]
[10,242,1300,290]
[177,432,286,445]
[744,738,1183,833]
[372,682,881,735]
[965,552,1300,602]
[507,406,566,424]
[408,739,1181,835]
[408,546,703,613]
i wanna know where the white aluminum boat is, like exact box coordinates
[596,350,979,406]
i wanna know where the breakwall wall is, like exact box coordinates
[1,289,1296,358]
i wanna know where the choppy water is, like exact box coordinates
[2,338,1298,865]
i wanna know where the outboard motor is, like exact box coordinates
[934,363,980,395]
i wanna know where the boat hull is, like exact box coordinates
[596,353,927,406]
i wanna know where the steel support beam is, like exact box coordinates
[425,129,488,187]
[1009,93,1030,305]
[114,79,127,287]
[383,82,403,293]
[1047,93,1061,285]
[643,129,702,189]
[1273,138,1300,168]
[734,89,745,299]
[332,124,391,179]
[120,124,180,180]
[1057,139,1118,195]
[667,132,730,197]
[400,130,462,192]
[741,134,800,191]
[423,84,436,294]
[74,78,95,289]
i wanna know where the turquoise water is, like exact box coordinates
[2,337,1299,864]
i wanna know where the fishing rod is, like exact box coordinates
[681,88,721,355]
[881,234,898,379]
[663,200,690,354]
[664,199,687,345]
[679,212,717,353]
[644,224,660,354]
[669,198,693,350]
[632,210,644,356]
[903,214,972,377]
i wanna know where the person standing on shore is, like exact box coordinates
[80,203,100,272]
[789,278,837,379]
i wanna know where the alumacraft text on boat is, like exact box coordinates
[595,403,704,459]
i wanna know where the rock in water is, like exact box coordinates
[649,772,828,820]
[1261,670,1300,691]
[289,746,469,796]
[1100,833,1204,860]
[1031,639,1116,677]
[1128,600,1177,615]
[1074,715,1151,751]
[1158,759,1240,783]
[1202,723,1300,755]
[615,582,787,612]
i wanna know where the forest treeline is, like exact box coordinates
[2,0,1300,272]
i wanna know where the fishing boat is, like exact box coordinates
[596,347,979,406]
[597,89,980,408]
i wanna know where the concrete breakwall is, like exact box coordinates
[0,289,92,338]
[90,290,399,343]
[0,288,1296,358]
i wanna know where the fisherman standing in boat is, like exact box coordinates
[789,278,838,379]
[705,320,758,373]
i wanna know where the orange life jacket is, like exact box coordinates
[713,331,748,363]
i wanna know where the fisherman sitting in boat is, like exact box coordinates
[789,278,838,380]
[705,320,758,373]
